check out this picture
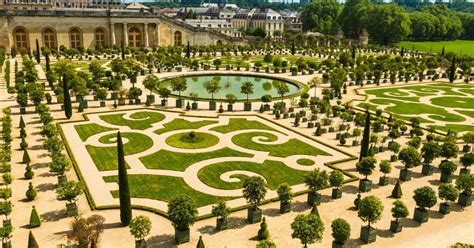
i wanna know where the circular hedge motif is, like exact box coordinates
[297,158,315,166]
[166,131,219,149]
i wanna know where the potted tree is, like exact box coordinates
[96,88,108,108]
[211,201,230,231]
[129,215,152,248]
[421,141,441,176]
[168,196,197,244]
[398,147,421,182]
[329,170,344,199]
[213,58,222,70]
[277,183,293,214]
[171,77,187,108]
[0,201,12,227]
[241,81,254,111]
[331,218,350,248]
[390,200,409,233]
[56,180,84,217]
[291,213,324,248]
[378,160,392,186]
[225,94,237,112]
[243,177,267,223]
[158,87,171,107]
[462,132,473,153]
[459,153,473,175]
[439,161,457,183]
[358,195,383,244]
[412,186,437,223]
[204,79,221,110]
[388,142,400,162]
[438,183,459,215]
[440,141,459,163]
[304,169,329,206]
[142,74,159,104]
[190,93,199,110]
[356,157,377,192]
[456,174,473,207]
[261,94,272,111]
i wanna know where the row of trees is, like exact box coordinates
[0,108,13,247]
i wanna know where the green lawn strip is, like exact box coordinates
[86,132,153,171]
[430,96,474,109]
[429,124,474,133]
[456,110,474,118]
[458,88,474,95]
[394,114,433,124]
[231,131,330,157]
[104,174,235,207]
[364,88,422,102]
[165,132,219,149]
[99,111,165,130]
[198,160,311,190]
[74,123,117,141]
[297,158,315,166]
[396,40,474,56]
[154,118,218,134]
[369,98,465,122]
[211,118,276,134]
[139,147,252,171]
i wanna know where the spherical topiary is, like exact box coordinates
[258,217,270,240]
[24,164,34,179]
[331,218,351,244]
[26,182,37,201]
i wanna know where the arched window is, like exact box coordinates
[70,28,82,49]
[43,28,56,49]
[95,28,106,47]
[216,40,223,46]
[174,31,182,46]
[14,28,28,49]
[128,27,141,47]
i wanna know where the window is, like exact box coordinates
[174,31,182,46]
[43,28,56,49]
[14,27,28,49]
[128,27,141,47]
[95,28,106,47]
[70,28,82,49]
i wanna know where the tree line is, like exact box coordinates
[301,0,474,44]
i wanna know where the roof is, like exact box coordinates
[126,2,149,10]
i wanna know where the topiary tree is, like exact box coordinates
[356,156,377,192]
[25,182,37,201]
[379,160,392,186]
[462,132,474,153]
[456,174,473,207]
[291,213,324,248]
[196,236,205,248]
[358,195,383,243]
[129,215,152,247]
[390,200,409,233]
[412,186,437,223]
[421,141,441,175]
[29,205,41,228]
[168,196,197,244]
[257,217,269,240]
[28,231,38,248]
[359,112,371,161]
[56,180,84,216]
[117,132,132,226]
[398,146,421,182]
[0,201,12,224]
[391,180,403,198]
[440,141,459,161]
[439,161,457,183]
[438,183,459,214]
[329,170,344,199]
[388,141,400,162]
[243,176,266,223]
[211,201,231,231]
[256,240,276,248]
[304,169,329,206]
[331,218,351,246]
[277,183,293,213]
[459,153,473,175]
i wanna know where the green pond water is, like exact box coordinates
[161,75,301,100]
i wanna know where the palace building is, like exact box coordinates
[0,1,246,54]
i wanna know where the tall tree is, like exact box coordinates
[449,56,456,83]
[117,131,132,226]
[339,0,370,39]
[35,39,40,64]
[300,0,341,35]
[367,4,411,44]
[359,111,371,161]
[63,74,72,119]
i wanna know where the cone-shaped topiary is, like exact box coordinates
[63,74,72,119]
[24,164,34,179]
[196,235,205,248]
[28,231,39,248]
[392,181,403,198]
[78,101,84,113]
[310,204,320,218]
[257,217,269,240]
[19,116,26,129]
[23,149,31,164]
[29,205,41,228]
[359,112,371,161]
[20,127,27,138]
[118,132,132,226]
[26,182,37,201]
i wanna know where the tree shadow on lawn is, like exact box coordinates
[147,234,175,247]
[226,216,248,230]
[30,144,44,150]
[41,209,66,222]
[197,225,217,235]
[292,201,311,213]
[38,171,56,178]
[36,182,56,192]
[262,208,280,217]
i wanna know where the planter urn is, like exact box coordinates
[227,104,233,112]
[462,145,471,153]
[360,226,377,244]
[379,176,389,186]
[413,208,429,223]
[331,188,342,199]
[216,218,228,231]
[174,228,190,244]
[307,192,321,206]
[440,172,453,183]
[399,169,412,182]
[421,164,433,176]
[458,193,472,207]
[247,207,262,223]
[390,220,402,233]
[439,202,450,214]
[66,202,78,217]
[332,241,347,248]
[244,102,252,111]
[135,240,146,248]
[359,179,372,192]
[209,101,216,110]
[146,95,155,104]
[279,201,291,214]
[100,101,106,107]
[176,99,183,108]
[192,102,198,110]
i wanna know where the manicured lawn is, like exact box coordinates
[456,110,474,118]
[198,160,312,190]
[429,124,474,133]
[396,40,474,56]
[100,111,165,130]
[211,118,276,134]
[297,158,315,166]
[104,174,235,207]
[231,132,330,157]
[140,147,252,171]
[74,123,116,141]
[86,132,153,171]
[165,132,219,149]
[430,96,474,109]
[154,118,218,134]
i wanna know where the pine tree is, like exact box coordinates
[196,236,205,248]
[359,112,371,161]
[291,40,295,55]
[118,132,132,226]
[28,231,39,248]
[63,74,72,119]
[392,180,403,198]
[29,205,41,228]
[257,217,269,240]
[449,56,456,83]
[352,46,356,60]
[400,47,404,57]
[35,39,40,64]
[45,52,50,72]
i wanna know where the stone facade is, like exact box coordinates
[0,8,246,54]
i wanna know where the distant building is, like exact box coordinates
[231,8,284,37]
[281,11,301,32]
[184,19,240,37]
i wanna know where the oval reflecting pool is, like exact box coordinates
[161,74,301,101]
